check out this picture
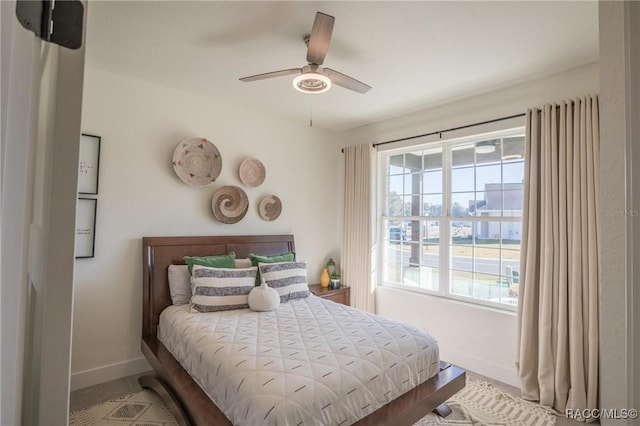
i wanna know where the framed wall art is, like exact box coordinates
[75,198,97,258]
[78,133,101,194]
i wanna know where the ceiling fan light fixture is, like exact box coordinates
[293,72,331,94]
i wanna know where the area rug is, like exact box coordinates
[69,379,556,426]
[416,379,556,426]
[68,390,178,426]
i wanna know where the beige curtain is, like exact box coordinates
[516,97,599,413]
[342,144,376,312]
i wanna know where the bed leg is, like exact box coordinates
[433,362,454,417]
[139,374,192,426]
[433,402,453,417]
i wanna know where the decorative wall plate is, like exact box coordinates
[238,158,266,187]
[172,137,222,186]
[258,195,282,221]
[212,185,249,224]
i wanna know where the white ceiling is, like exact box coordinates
[85,1,599,131]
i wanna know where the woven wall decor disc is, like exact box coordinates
[258,195,282,221]
[238,158,266,187]
[172,137,222,186]
[211,185,249,224]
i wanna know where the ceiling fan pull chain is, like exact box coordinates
[310,98,313,127]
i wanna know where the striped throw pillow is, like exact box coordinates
[190,265,257,313]
[258,261,310,303]
[249,252,296,285]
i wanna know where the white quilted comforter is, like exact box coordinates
[158,295,440,426]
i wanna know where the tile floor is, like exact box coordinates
[69,369,594,425]
[69,373,148,412]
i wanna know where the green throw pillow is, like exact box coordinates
[184,252,236,274]
[249,252,296,285]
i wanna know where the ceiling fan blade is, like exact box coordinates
[239,68,301,82]
[323,68,372,94]
[306,12,334,65]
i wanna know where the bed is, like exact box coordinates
[141,235,465,425]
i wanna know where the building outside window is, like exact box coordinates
[379,129,525,310]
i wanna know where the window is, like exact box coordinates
[379,129,525,309]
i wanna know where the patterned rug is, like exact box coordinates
[69,379,556,426]
[69,391,178,426]
[417,380,557,425]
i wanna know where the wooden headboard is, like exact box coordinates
[142,235,295,341]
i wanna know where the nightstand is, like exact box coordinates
[308,283,350,306]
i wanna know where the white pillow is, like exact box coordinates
[248,282,280,312]
[168,264,190,305]
[234,258,252,268]
[190,265,257,313]
[258,261,310,303]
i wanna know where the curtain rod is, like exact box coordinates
[372,112,526,149]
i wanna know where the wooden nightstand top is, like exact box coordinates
[308,283,350,306]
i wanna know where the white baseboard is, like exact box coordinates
[70,357,152,391]
[440,344,520,388]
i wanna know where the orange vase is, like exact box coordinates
[320,268,330,288]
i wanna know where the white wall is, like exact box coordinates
[631,1,640,414]
[598,2,640,423]
[343,62,599,147]
[38,40,86,424]
[340,62,600,387]
[1,2,41,422]
[71,67,343,389]
[2,2,86,423]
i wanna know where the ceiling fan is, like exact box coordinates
[239,12,372,95]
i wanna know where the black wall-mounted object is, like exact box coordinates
[15,0,84,49]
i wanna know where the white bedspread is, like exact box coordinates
[158,295,440,426]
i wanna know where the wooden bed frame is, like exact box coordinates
[141,234,466,425]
